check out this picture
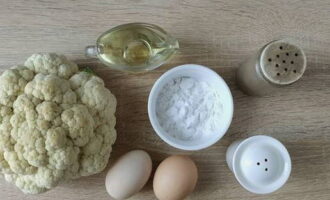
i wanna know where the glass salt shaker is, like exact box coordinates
[236,39,307,96]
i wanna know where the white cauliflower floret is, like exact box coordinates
[0,53,117,194]
[25,53,78,79]
[0,151,11,173]
[80,124,116,176]
[25,74,73,104]
[61,105,94,147]
[0,66,34,106]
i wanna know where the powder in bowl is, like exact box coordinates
[156,76,223,140]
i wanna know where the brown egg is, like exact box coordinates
[153,155,198,200]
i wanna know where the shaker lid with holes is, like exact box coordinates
[231,135,291,194]
[259,40,306,85]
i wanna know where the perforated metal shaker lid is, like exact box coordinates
[259,40,307,86]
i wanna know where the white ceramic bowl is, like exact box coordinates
[148,64,234,150]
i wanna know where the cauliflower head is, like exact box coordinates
[0,53,117,194]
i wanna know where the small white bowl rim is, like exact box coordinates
[232,135,292,194]
[148,64,234,151]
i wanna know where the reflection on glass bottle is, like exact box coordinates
[86,23,179,72]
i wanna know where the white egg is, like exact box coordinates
[105,150,152,200]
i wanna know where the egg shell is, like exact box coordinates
[105,150,152,200]
[153,155,198,200]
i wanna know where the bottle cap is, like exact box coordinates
[260,40,306,85]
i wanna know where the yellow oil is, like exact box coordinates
[96,23,179,72]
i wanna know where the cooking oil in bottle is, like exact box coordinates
[85,23,179,72]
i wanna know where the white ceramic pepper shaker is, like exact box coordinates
[236,39,307,96]
[226,135,291,194]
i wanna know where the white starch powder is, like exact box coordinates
[156,77,223,140]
